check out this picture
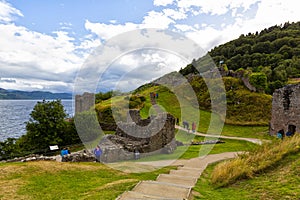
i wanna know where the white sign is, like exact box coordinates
[49,145,59,150]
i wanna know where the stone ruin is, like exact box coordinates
[99,110,177,163]
[270,83,300,135]
[1,150,97,163]
[75,92,95,113]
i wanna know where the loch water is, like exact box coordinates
[0,100,73,141]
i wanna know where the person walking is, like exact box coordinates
[60,147,69,162]
[94,145,102,162]
[192,122,196,133]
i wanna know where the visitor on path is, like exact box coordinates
[94,145,102,162]
[192,122,196,133]
[183,121,190,131]
[183,121,187,129]
[156,93,158,98]
[277,132,283,140]
[286,131,294,137]
[134,149,140,160]
[67,147,71,154]
[60,147,69,162]
[277,129,284,140]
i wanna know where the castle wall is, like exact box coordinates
[75,92,95,113]
[99,110,176,162]
[270,84,300,135]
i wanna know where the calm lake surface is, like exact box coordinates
[0,100,74,141]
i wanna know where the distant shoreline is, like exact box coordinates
[0,88,72,100]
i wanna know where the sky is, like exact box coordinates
[0,0,299,93]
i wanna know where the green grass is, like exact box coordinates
[221,125,271,140]
[193,150,300,200]
[0,161,174,200]
[210,134,300,188]
[96,85,273,140]
[134,130,258,162]
[137,85,272,140]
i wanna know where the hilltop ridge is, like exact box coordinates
[0,88,72,99]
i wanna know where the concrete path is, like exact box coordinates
[116,152,240,200]
[176,125,263,145]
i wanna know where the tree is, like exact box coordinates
[74,111,103,143]
[0,138,19,160]
[24,100,68,151]
[249,72,268,92]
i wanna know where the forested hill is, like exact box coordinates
[0,88,72,99]
[180,21,300,94]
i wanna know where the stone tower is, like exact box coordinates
[75,92,95,113]
[270,83,300,135]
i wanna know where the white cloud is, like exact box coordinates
[176,0,259,15]
[85,20,139,40]
[163,8,187,20]
[85,11,175,40]
[0,78,73,93]
[0,22,96,92]
[2,0,300,93]
[174,24,195,32]
[141,11,174,29]
[0,1,23,23]
[153,0,174,7]
[255,0,300,27]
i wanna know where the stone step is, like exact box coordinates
[169,169,201,178]
[132,181,191,199]
[177,166,206,172]
[116,191,182,200]
[156,174,198,187]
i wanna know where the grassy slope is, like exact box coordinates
[0,161,174,200]
[136,85,271,139]
[95,81,272,139]
[194,135,300,199]
[0,130,258,199]
[194,150,300,200]
[135,130,257,162]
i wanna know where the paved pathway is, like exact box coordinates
[116,152,240,200]
[176,125,263,145]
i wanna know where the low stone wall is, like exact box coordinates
[2,154,56,163]
[99,111,177,163]
[62,150,96,162]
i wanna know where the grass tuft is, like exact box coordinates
[211,134,300,187]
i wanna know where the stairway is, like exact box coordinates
[116,152,239,200]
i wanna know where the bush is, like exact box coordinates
[249,72,267,91]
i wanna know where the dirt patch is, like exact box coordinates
[28,161,107,173]
[0,165,27,178]
[83,179,138,197]
[107,162,159,173]
[0,179,29,200]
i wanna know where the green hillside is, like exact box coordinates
[181,21,300,94]
[94,22,300,129]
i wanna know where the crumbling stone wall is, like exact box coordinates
[99,110,177,163]
[270,83,300,135]
[75,92,95,113]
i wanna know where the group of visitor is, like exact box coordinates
[183,121,197,133]
[60,145,103,162]
[150,92,158,99]
[277,129,295,140]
